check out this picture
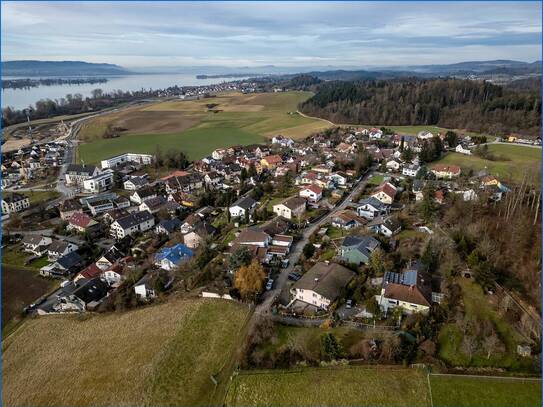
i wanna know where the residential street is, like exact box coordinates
[255,166,376,316]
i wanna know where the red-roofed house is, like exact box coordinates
[371,182,397,205]
[260,155,282,170]
[67,212,99,233]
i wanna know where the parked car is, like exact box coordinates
[288,272,301,281]
[346,299,353,309]
[266,279,274,290]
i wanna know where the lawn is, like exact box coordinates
[3,298,250,407]
[367,174,385,186]
[22,190,61,205]
[435,144,541,184]
[430,374,541,407]
[78,92,330,164]
[226,366,431,407]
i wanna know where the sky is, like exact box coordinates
[2,1,541,69]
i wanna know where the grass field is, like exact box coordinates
[2,299,250,407]
[436,144,541,184]
[78,92,331,164]
[430,374,541,407]
[226,366,431,407]
[21,190,61,205]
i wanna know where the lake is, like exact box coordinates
[1,73,243,110]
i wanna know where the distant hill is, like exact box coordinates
[2,60,131,77]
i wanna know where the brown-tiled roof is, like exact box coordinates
[383,283,431,307]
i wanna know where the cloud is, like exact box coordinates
[1,1,541,68]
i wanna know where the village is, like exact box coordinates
[2,124,518,324]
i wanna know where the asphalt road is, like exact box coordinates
[255,167,375,316]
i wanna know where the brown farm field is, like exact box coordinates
[2,298,250,407]
[78,91,332,164]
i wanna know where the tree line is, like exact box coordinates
[300,78,541,137]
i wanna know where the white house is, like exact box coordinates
[273,196,306,220]
[229,196,257,219]
[402,164,420,177]
[110,210,155,239]
[376,269,432,314]
[291,262,356,309]
[417,131,434,140]
[130,187,157,205]
[431,165,461,179]
[299,185,323,203]
[65,164,100,186]
[2,193,30,214]
[47,239,78,261]
[272,135,294,148]
[371,182,397,205]
[123,175,149,191]
[22,235,52,256]
[357,197,389,219]
[455,144,472,155]
[134,274,157,299]
[100,153,154,169]
[386,160,401,172]
[82,170,114,193]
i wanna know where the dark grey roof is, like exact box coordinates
[292,262,355,301]
[73,278,109,304]
[342,235,380,256]
[158,218,183,233]
[135,187,157,198]
[55,251,82,270]
[22,234,48,246]
[116,210,154,229]
[66,164,96,176]
[232,196,257,210]
[383,218,401,232]
[3,193,28,204]
[358,196,387,209]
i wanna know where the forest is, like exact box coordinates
[299,78,541,137]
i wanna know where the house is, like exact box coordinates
[1,193,30,214]
[22,235,52,256]
[260,154,282,170]
[72,277,109,308]
[102,263,126,286]
[386,160,401,172]
[367,217,402,237]
[212,148,227,160]
[123,175,149,190]
[371,182,397,205]
[291,262,356,309]
[232,228,271,248]
[96,246,125,270]
[110,210,155,239]
[130,187,157,205]
[376,268,433,314]
[431,165,461,179]
[134,274,157,299]
[229,196,257,219]
[139,196,168,214]
[299,185,323,203]
[75,263,103,282]
[402,163,420,177]
[59,198,83,220]
[100,152,153,169]
[273,196,306,220]
[272,135,294,148]
[455,144,472,155]
[65,164,100,186]
[357,197,389,219]
[82,170,114,193]
[154,243,194,271]
[47,239,78,261]
[183,222,216,249]
[164,172,204,194]
[340,235,381,265]
[329,172,349,188]
[87,199,114,216]
[155,218,183,235]
[412,179,425,201]
[417,130,434,140]
[40,251,83,277]
[67,212,99,233]
[331,210,366,229]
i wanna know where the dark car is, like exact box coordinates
[288,272,301,281]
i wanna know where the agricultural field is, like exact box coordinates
[435,144,541,184]
[430,374,541,407]
[2,299,250,407]
[1,265,56,329]
[226,366,431,407]
[78,92,331,164]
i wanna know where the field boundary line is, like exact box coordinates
[427,373,434,407]
[430,373,542,381]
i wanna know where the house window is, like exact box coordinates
[312,293,317,297]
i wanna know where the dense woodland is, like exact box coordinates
[300,78,541,137]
